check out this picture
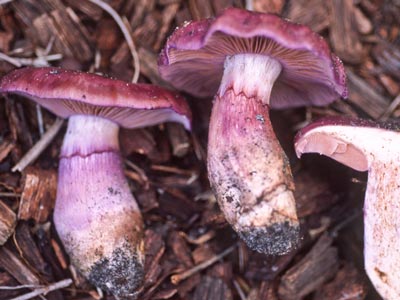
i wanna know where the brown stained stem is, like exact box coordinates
[12,118,64,173]
[88,0,140,83]
[7,279,73,300]
[171,244,237,285]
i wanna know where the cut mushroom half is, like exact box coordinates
[295,116,400,300]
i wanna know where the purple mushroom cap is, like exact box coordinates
[0,67,192,129]
[159,7,347,109]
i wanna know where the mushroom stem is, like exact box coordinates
[54,115,144,298]
[208,54,299,254]
[365,161,400,300]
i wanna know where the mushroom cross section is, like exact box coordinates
[0,67,192,298]
[295,116,400,300]
[159,7,347,254]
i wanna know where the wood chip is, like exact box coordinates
[329,0,364,64]
[0,199,16,245]
[14,223,53,281]
[192,276,233,300]
[313,264,367,300]
[372,42,400,81]
[0,247,40,286]
[18,167,57,223]
[294,171,339,218]
[346,70,390,119]
[253,0,285,14]
[12,0,93,63]
[0,137,14,164]
[120,128,156,157]
[278,233,339,300]
[286,0,331,32]
[166,123,191,157]
[188,0,214,20]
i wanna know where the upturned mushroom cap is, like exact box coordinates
[294,116,400,300]
[159,7,347,109]
[294,116,399,171]
[0,67,191,129]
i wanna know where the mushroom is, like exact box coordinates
[0,67,191,297]
[158,7,347,254]
[295,116,400,300]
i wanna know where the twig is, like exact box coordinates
[0,284,41,290]
[171,244,236,284]
[233,279,247,300]
[87,0,140,83]
[379,93,400,121]
[12,118,64,172]
[0,192,21,197]
[36,105,44,137]
[0,52,62,68]
[125,159,149,188]
[8,279,73,300]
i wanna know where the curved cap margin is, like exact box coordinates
[0,67,192,130]
[159,7,347,109]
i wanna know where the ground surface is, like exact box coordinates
[0,0,398,299]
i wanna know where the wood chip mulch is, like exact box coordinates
[0,0,398,299]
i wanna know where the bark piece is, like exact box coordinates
[120,128,156,157]
[372,42,400,81]
[0,137,15,163]
[136,188,159,212]
[188,0,214,20]
[18,167,57,223]
[347,70,389,119]
[294,171,339,218]
[0,272,21,299]
[129,0,156,29]
[143,229,166,289]
[0,246,40,285]
[14,223,53,281]
[6,99,33,152]
[192,276,232,300]
[166,123,190,158]
[278,233,339,300]
[0,199,16,245]
[354,7,373,34]
[286,0,331,32]
[253,0,285,14]
[314,264,367,300]
[329,0,364,64]
[168,231,193,269]
[12,0,93,63]
[154,3,180,51]
[64,0,104,20]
